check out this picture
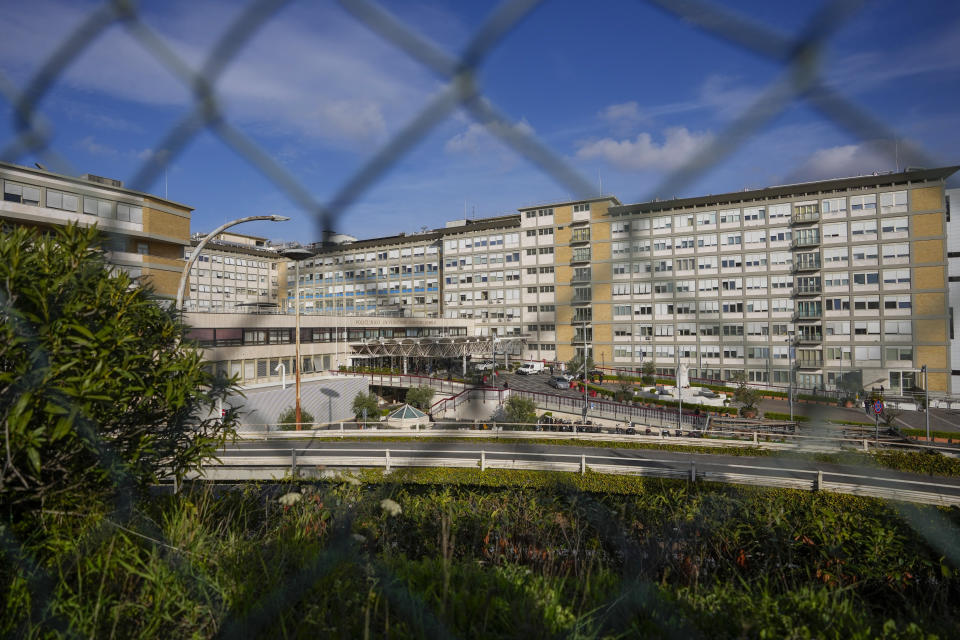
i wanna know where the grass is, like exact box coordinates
[4,476,958,638]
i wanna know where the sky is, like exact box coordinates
[1,0,959,243]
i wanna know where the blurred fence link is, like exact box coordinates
[0,0,953,636]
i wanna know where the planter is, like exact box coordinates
[741,409,758,419]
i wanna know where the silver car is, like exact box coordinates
[548,376,569,389]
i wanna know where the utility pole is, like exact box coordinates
[282,247,313,429]
[923,365,929,441]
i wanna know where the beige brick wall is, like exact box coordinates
[914,318,947,342]
[143,267,181,297]
[911,239,944,263]
[555,245,572,264]
[927,372,948,393]
[143,207,190,241]
[913,292,945,315]
[553,205,572,226]
[593,301,612,322]
[592,242,611,261]
[911,185,943,212]
[913,265,946,289]
[916,346,947,370]
[911,212,944,238]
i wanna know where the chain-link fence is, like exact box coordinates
[2,0,958,636]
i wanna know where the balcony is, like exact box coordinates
[791,234,821,249]
[793,282,822,295]
[793,308,822,321]
[796,330,824,344]
[570,253,591,264]
[570,230,591,244]
[572,294,592,305]
[791,210,820,225]
[795,353,824,369]
[792,258,822,273]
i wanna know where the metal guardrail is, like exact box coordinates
[197,447,960,507]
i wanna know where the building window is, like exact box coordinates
[3,181,40,205]
[46,189,79,212]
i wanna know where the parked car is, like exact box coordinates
[576,369,603,381]
[558,371,575,382]
[548,376,568,389]
[516,362,545,375]
[474,361,496,372]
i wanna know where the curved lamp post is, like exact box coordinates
[175,214,290,312]
[281,246,314,430]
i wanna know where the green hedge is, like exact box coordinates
[900,427,960,441]
[763,411,810,422]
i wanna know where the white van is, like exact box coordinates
[516,362,545,375]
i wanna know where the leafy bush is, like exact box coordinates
[0,224,237,515]
[352,391,380,420]
[502,395,537,425]
[405,385,436,411]
[763,411,810,422]
[277,406,315,430]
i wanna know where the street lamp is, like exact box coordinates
[922,364,929,442]
[785,330,796,422]
[175,214,289,312]
[282,246,313,430]
[581,322,589,422]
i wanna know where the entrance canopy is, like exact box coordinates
[350,336,526,359]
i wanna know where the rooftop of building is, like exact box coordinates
[611,166,960,216]
[516,194,622,211]
[0,160,194,212]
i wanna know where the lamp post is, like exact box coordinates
[282,247,313,430]
[175,214,289,312]
[581,322,589,422]
[922,364,929,441]
[786,330,796,422]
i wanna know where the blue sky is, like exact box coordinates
[1,0,958,243]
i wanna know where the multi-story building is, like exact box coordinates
[565,167,956,395]
[183,231,285,312]
[274,167,958,394]
[0,160,191,298]
[291,231,442,318]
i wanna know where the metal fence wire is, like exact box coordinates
[1,0,957,637]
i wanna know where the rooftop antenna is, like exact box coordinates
[598,169,602,196]
[895,138,900,173]
[165,167,168,199]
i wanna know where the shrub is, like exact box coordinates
[0,224,237,515]
[352,391,380,421]
[277,406,315,430]
[503,395,537,425]
[405,385,436,411]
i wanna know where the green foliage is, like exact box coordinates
[277,406,315,430]
[404,385,435,411]
[763,411,810,422]
[502,395,537,425]
[351,391,380,420]
[3,475,959,637]
[901,427,960,441]
[566,354,593,376]
[0,224,237,515]
[641,360,655,384]
[731,371,760,413]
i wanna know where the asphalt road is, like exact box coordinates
[215,439,960,503]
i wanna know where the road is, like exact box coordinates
[209,439,960,505]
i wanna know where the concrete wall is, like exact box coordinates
[229,375,369,430]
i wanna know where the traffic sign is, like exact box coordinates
[873,400,884,414]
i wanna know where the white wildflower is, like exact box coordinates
[380,498,402,517]
[278,492,302,506]
[351,533,367,543]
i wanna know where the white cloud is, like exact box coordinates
[576,127,714,171]
[790,142,909,182]
[0,0,440,148]
[600,101,641,126]
[444,119,535,155]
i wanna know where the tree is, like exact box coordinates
[277,406,315,430]
[732,371,760,416]
[502,395,537,426]
[641,361,656,385]
[0,224,237,515]
[566,354,594,377]
[352,391,380,422]
[405,386,435,411]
